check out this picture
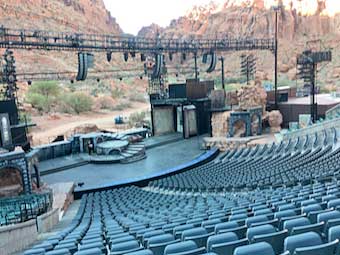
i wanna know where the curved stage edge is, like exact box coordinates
[74,148,219,199]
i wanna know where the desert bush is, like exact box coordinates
[94,96,116,110]
[112,100,132,111]
[26,93,49,113]
[128,92,147,103]
[28,81,60,99]
[61,93,93,114]
[128,111,147,127]
[26,81,60,112]
[111,87,124,99]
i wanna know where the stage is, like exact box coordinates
[40,135,212,195]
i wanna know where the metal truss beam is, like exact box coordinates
[0,26,275,53]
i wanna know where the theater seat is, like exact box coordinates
[74,248,102,255]
[110,240,142,255]
[252,229,288,254]
[206,232,238,252]
[294,239,339,255]
[233,242,275,255]
[124,249,154,255]
[284,231,322,254]
[164,240,206,255]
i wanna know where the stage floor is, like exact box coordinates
[41,136,204,190]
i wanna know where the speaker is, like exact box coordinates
[206,52,217,73]
[76,52,85,81]
[124,52,129,62]
[106,52,112,62]
[152,54,163,79]
[76,52,94,81]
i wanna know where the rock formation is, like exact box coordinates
[268,110,283,133]
[211,111,230,137]
[237,81,267,114]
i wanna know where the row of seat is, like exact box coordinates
[0,192,52,226]
[24,179,340,254]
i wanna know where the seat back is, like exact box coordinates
[164,240,198,255]
[283,217,310,234]
[284,231,322,254]
[247,224,275,241]
[234,242,275,255]
[252,230,288,254]
[206,233,238,252]
[291,222,324,236]
[294,239,339,255]
[210,238,248,255]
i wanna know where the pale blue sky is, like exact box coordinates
[103,0,223,35]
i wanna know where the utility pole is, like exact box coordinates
[273,5,279,110]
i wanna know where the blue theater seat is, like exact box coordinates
[233,242,275,255]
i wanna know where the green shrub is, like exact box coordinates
[28,81,59,99]
[26,81,60,112]
[26,93,49,112]
[111,87,124,99]
[62,93,93,114]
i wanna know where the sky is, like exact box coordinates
[103,0,340,35]
[103,0,223,35]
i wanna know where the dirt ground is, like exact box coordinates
[30,102,150,145]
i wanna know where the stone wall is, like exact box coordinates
[211,111,230,137]
[0,151,31,194]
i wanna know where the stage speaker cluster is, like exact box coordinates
[76,52,94,81]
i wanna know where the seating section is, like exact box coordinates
[0,192,52,226]
[23,127,340,254]
[149,129,340,191]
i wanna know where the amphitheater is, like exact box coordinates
[1,2,340,254]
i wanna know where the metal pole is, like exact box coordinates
[194,53,198,81]
[274,9,279,109]
[220,56,225,91]
[311,63,316,123]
